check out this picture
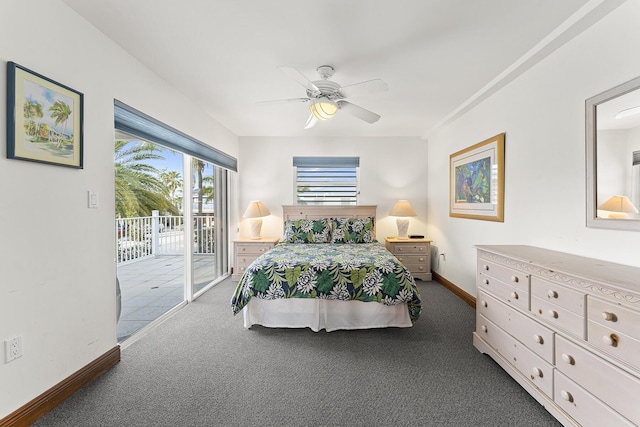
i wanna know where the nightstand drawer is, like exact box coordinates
[395,254,427,265]
[389,243,428,254]
[236,243,274,255]
[236,255,258,268]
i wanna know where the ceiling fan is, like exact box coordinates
[259,65,388,129]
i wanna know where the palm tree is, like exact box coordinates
[23,99,43,138]
[49,99,72,146]
[114,140,178,218]
[159,169,182,209]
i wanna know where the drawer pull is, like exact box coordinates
[259,248,266,252]
[602,311,617,322]
[531,367,543,378]
[480,325,488,333]
[483,264,489,271]
[510,275,519,283]
[560,390,574,403]
[480,300,488,308]
[483,279,489,285]
[561,353,575,365]
[533,334,544,344]
[602,334,619,347]
[510,291,519,300]
[418,247,425,251]
[547,310,558,319]
[547,290,558,298]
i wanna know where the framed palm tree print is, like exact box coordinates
[449,132,505,222]
[6,61,83,168]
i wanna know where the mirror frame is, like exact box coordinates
[586,75,640,231]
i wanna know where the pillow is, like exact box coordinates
[330,217,375,243]
[282,218,331,243]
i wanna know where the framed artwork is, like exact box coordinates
[6,61,83,168]
[449,132,505,221]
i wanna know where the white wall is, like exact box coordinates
[0,0,238,417]
[237,136,428,241]
[427,0,640,296]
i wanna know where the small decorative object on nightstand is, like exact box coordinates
[389,200,417,239]
[385,237,432,281]
[232,238,279,281]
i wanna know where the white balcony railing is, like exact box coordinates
[116,210,214,265]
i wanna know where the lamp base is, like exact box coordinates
[396,218,409,239]
[249,218,263,239]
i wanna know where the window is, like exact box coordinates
[293,156,359,205]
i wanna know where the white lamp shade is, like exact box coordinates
[598,195,638,213]
[389,200,417,217]
[243,200,270,218]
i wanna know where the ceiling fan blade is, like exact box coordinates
[339,79,388,98]
[304,114,318,129]
[278,66,320,94]
[257,97,310,105]
[337,100,381,124]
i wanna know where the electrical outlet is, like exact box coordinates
[5,336,23,363]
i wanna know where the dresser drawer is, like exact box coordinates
[478,292,553,363]
[390,243,429,254]
[555,335,640,425]
[236,243,274,255]
[531,276,585,315]
[478,274,529,311]
[531,295,585,339]
[588,321,640,371]
[478,258,530,289]
[477,314,553,397]
[587,297,640,341]
[554,370,635,427]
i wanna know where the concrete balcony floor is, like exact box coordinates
[116,254,218,342]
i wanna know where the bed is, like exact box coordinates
[231,205,422,332]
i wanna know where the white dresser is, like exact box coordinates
[473,245,640,427]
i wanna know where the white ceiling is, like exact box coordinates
[61,0,610,138]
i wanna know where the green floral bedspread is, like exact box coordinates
[231,243,421,323]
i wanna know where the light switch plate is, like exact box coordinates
[88,191,99,208]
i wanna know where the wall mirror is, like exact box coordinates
[586,75,640,231]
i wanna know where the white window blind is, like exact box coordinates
[293,157,359,205]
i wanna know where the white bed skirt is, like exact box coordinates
[242,298,412,332]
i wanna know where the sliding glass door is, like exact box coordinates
[190,157,228,296]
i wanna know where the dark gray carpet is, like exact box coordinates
[34,279,561,426]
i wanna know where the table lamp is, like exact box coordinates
[243,200,270,239]
[389,200,417,239]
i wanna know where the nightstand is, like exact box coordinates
[232,238,279,281]
[385,237,432,281]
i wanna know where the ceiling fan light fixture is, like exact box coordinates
[615,105,640,120]
[309,99,338,121]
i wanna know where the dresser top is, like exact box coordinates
[476,245,640,296]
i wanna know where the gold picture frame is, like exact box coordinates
[6,62,83,168]
[449,133,505,222]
